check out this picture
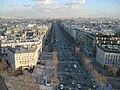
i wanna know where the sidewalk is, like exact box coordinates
[0,76,8,90]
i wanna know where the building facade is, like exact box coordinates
[76,29,120,56]
[7,46,39,70]
[96,45,120,68]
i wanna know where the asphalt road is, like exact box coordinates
[52,22,94,90]
[0,76,8,90]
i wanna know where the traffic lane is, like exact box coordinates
[54,23,94,89]
[70,63,93,85]
[58,63,69,72]
[63,51,93,86]
[57,52,93,88]
[58,73,75,89]
[58,56,92,87]
[58,63,92,89]
[57,52,92,87]
[58,61,80,89]
[59,76,83,90]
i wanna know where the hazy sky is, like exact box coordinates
[0,0,120,18]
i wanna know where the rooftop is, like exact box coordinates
[98,45,120,53]
[8,46,37,53]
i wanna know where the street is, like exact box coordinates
[52,21,94,90]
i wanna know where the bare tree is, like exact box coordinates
[105,65,119,76]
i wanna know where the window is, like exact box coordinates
[106,58,107,61]
[113,62,115,65]
[111,59,112,61]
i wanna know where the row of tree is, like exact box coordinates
[83,56,107,85]
[104,65,119,76]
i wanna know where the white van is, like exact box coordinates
[74,64,77,69]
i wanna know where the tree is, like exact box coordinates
[1,59,8,70]
[14,66,23,76]
[116,70,120,76]
[105,65,119,76]
[0,63,2,75]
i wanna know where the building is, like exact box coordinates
[76,29,96,56]
[0,20,51,70]
[76,29,120,56]
[0,27,48,54]
[96,45,120,68]
[7,46,39,70]
[60,19,120,57]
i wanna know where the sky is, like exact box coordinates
[0,0,120,18]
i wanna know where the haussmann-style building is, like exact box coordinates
[7,46,39,70]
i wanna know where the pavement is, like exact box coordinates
[91,58,112,76]
[0,76,8,90]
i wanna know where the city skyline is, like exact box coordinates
[0,0,120,18]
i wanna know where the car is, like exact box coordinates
[66,72,69,76]
[92,85,96,88]
[75,76,78,80]
[59,76,63,80]
[60,84,64,89]
[90,76,93,78]
[84,76,87,80]
[72,81,75,84]
[96,85,99,88]
[65,68,68,71]
[75,71,77,73]
[59,59,62,61]
[69,75,72,78]
[77,84,81,89]
[56,39,58,42]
